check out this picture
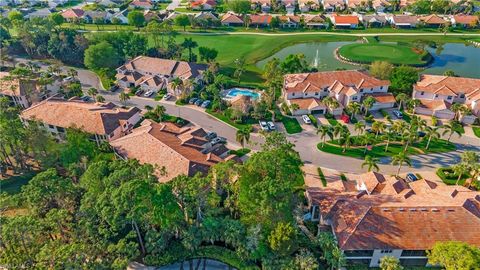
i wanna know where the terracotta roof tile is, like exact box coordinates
[414,74,480,96]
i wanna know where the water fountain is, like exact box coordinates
[313,49,319,68]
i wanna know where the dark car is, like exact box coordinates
[211,136,226,145]
[189,98,198,104]
[194,99,203,106]
[135,90,144,96]
[205,132,217,140]
[417,131,426,138]
[406,173,418,182]
[110,85,120,92]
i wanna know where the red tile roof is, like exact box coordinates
[454,15,479,25]
[414,74,480,97]
[249,14,272,25]
[333,15,359,25]
[420,14,447,25]
[221,13,244,24]
[61,8,84,19]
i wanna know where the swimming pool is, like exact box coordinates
[224,88,260,100]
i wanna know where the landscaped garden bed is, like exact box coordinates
[337,43,432,66]
[317,137,455,159]
[436,167,470,186]
[281,117,302,134]
[473,126,480,138]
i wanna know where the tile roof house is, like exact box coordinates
[194,11,219,21]
[0,71,58,108]
[248,14,272,27]
[20,97,142,142]
[116,56,207,96]
[452,15,479,28]
[303,14,328,28]
[250,0,271,13]
[298,0,320,12]
[412,74,480,123]
[110,119,235,182]
[388,15,419,28]
[303,165,480,268]
[323,0,346,12]
[360,14,388,27]
[279,15,301,28]
[221,12,244,26]
[60,8,85,21]
[371,0,390,12]
[419,14,448,27]
[331,14,359,28]
[129,0,154,9]
[283,70,391,115]
[190,0,217,10]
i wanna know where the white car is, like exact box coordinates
[259,121,269,131]
[163,93,172,100]
[302,115,311,124]
[267,121,276,131]
[144,91,154,97]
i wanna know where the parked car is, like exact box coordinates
[406,173,418,182]
[393,110,403,119]
[163,93,173,100]
[135,90,144,96]
[189,98,198,104]
[417,131,426,138]
[205,132,217,140]
[144,91,154,97]
[194,99,203,106]
[110,85,120,92]
[81,96,93,102]
[259,121,269,131]
[302,115,311,124]
[267,121,276,131]
[211,136,226,145]
[201,100,211,108]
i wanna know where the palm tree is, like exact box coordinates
[324,96,339,114]
[87,87,98,98]
[339,130,352,153]
[442,121,462,142]
[354,121,366,135]
[360,132,376,154]
[170,77,183,96]
[236,126,251,148]
[96,95,105,103]
[395,93,408,110]
[391,152,412,176]
[347,102,361,120]
[181,38,198,62]
[362,155,379,172]
[119,92,130,106]
[450,103,463,120]
[317,125,333,148]
[382,128,395,152]
[333,124,346,140]
[67,68,78,80]
[407,99,421,114]
[453,163,468,186]
[424,126,440,149]
[371,121,386,138]
[153,105,167,122]
[362,96,376,116]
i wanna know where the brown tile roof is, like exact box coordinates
[417,99,452,111]
[289,98,326,110]
[306,170,480,251]
[221,13,244,24]
[119,56,207,80]
[333,15,359,25]
[420,14,447,25]
[454,15,479,25]
[249,14,272,25]
[392,15,418,24]
[21,97,141,135]
[130,0,153,7]
[61,8,84,19]
[365,93,396,104]
[279,15,301,24]
[414,74,480,96]
[0,72,38,97]
[284,70,389,95]
[303,14,327,24]
[110,120,223,182]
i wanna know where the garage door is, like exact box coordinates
[311,109,325,114]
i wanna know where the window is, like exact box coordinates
[447,96,452,100]
[401,250,427,257]
[344,250,374,257]
[380,250,393,254]
[420,91,424,95]
[48,124,55,129]
[380,86,383,90]
[57,127,65,133]
[435,94,439,98]
[315,92,319,95]
[352,96,358,101]
[292,93,295,96]
[360,89,364,93]
[459,94,465,98]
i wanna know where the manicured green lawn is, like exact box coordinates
[206,109,253,130]
[337,43,431,66]
[282,117,302,134]
[473,126,480,138]
[317,138,455,159]
[325,114,338,126]
[0,172,37,195]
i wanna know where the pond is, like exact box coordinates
[256,42,480,78]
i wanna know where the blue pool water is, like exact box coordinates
[225,88,260,100]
